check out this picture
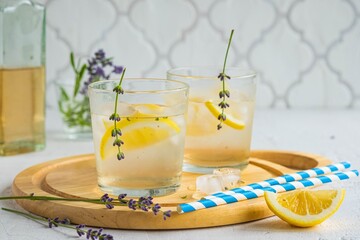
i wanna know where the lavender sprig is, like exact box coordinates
[99,194,171,219]
[217,29,234,130]
[1,208,113,240]
[0,192,171,219]
[110,68,126,160]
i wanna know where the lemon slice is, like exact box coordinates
[264,189,345,227]
[204,100,245,130]
[100,112,180,160]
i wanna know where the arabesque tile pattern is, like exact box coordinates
[46,0,360,108]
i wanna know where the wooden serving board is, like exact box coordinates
[12,150,331,230]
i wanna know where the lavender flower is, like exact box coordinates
[100,194,114,209]
[87,229,105,240]
[80,49,123,95]
[76,224,86,237]
[86,229,93,239]
[151,203,161,215]
[128,199,137,210]
[111,128,122,137]
[94,67,105,78]
[163,210,171,220]
[105,202,114,210]
[109,113,121,122]
[116,152,125,160]
[47,216,71,228]
[76,225,114,240]
[77,226,113,240]
[118,193,127,203]
[100,233,114,240]
[48,217,59,228]
[137,196,154,212]
[61,218,71,224]
[100,193,110,202]
[112,138,124,147]
[95,49,105,60]
[113,66,123,74]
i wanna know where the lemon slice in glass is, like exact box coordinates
[204,100,245,130]
[100,112,180,160]
[264,189,345,227]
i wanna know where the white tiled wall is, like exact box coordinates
[46,0,360,109]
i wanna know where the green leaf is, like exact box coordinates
[57,101,66,115]
[76,58,81,69]
[73,64,87,98]
[78,64,87,81]
[70,52,77,74]
[59,87,69,101]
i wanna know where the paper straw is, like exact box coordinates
[208,161,351,200]
[178,170,358,213]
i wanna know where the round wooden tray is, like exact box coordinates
[12,150,331,230]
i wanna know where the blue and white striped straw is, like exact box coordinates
[208,161,351,200]
[178,170,359,213]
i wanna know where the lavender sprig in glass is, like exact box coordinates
[109,68,126,160]
[217,29,234,130]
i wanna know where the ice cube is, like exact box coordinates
[195,174,224,194]
[213,168,241,190]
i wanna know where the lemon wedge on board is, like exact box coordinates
[264,189,345,227]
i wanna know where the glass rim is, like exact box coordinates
[167,66,257,79]
[88,78,189,94]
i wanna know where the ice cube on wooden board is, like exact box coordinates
[213,168,241,190]
[194,168,242,198]
[195,174,224,194]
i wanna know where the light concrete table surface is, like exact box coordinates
[1,109,359,240]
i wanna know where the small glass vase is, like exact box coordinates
[55,79,92,140]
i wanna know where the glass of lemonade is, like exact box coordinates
[167,67,256,173]
[88,79,189,197]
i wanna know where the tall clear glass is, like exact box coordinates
[0,0,46,155]
[167,67,256,173]
[88,79,189,197]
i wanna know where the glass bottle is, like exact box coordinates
[0,0,46,156]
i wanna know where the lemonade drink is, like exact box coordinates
[0,67,45,155]
[185,98,255,167]
[167,67,256,173]
[89,79,188,197]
